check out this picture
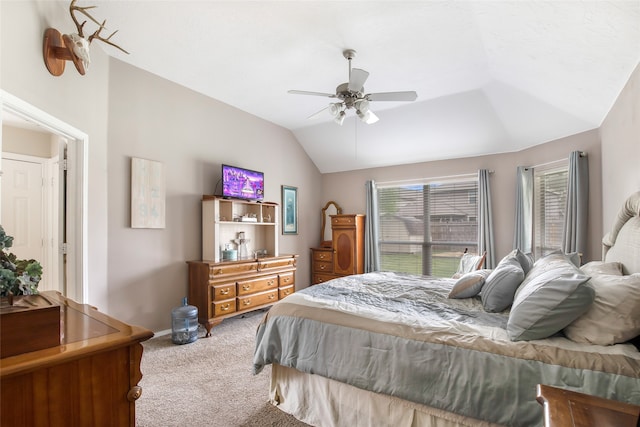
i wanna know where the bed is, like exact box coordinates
[253,192,640,427]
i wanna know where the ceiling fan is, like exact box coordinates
[288,49,418,125]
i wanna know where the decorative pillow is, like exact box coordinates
[564,273,640,345]
[507,254,593,341]
[548,249,581,267]
[508,249,534,275]
[481,257,524,312]
[452,252,485,279]
[580,261,623,277]
[448,269,492,299]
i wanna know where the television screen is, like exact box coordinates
[221,164,264,201]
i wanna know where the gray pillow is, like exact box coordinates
[510,249,534,275]
[448,269,492,299]
[481,257,525,312]
[507,254,594,341]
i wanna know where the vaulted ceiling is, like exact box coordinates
[81,1,640,173]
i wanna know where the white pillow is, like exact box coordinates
[448,269,492,299]
[564,273,640,345]
[580,261,623,277]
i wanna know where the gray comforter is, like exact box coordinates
[253,272,640,426]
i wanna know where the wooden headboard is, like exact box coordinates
[602,191,640,275]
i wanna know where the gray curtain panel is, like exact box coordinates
[513,166,534,253]
[478,169,496,269]
[562,151,589,256]
[364,180,381,272]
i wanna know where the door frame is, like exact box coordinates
[0,90,88,303]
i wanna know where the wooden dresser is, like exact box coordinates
[187,254,297,336]
[536,384,640,427]
[0,291,154,427]
[311,214,365,284]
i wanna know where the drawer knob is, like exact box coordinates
[268,294,275,300]
[268,280,275,286]
[221,304,230,311]
[127,386,142,402]
[220,288,230,295]
[242,284,251,291]
[283,289,291,296]
[320,265,326,270]
[243,299,251,306]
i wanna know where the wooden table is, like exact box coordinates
[1,291,154,426]
[537,384,640,427]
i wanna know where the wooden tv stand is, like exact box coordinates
[0,291,154,427]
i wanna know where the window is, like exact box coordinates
[533,164,568,259]
[377,178,479,277]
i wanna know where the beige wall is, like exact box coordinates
[322,130,603,263]
[600,62,640,230]
[2,126,57,158]
[2,1,322,332]
[105,59,321,330]
[1,1,636,332]
[2,1,112,310]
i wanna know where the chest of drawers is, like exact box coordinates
[187,254,297,336]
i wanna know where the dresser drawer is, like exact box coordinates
[211,283,236,301]
[212,300,236,317]
[237,290,278,310]
[279,285,295,299]
[237,275,278,296]
[313,260,333,274]
[258,257,296,271]
[210,262,257,277]
[313,273,339,285]
[331,216,357,227]
[279,271,295,287]
[312,250,332,262]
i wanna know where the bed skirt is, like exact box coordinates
[270,364,506,427]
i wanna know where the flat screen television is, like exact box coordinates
[221,164,264,201]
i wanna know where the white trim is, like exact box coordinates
[1,90,89,303]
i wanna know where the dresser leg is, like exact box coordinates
[204,319,224,337]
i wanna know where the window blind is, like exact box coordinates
[533,166,568,258]
[377,179,478,277]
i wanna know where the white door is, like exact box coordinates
[1,157,44,269]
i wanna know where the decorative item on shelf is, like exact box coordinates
[0,225,42,305]
[233,232,251,259]
[43,0,129,76]
[221,243,237,261]
[240,213,258,222]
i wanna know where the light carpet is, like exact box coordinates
[136,309,311,427]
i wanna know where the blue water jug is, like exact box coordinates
[171,297,199,345]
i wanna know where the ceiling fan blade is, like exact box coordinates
[367,91,418,102]
[307,106,330,120]
[348,68,369,93]
[288,90,337,98]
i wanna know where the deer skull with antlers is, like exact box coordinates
[43,0,128,76]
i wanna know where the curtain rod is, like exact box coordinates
[377,170,491,188]
[524,151,586,170]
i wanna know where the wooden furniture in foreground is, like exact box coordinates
[0,291,154,427]
[311,214,365,284]
[537,384,640,427]
[188,254,298,336]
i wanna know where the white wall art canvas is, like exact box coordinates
[131,157,165,228]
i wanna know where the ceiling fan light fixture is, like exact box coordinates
[358,109,379,124]
[334,111,346,125]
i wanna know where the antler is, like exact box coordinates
[68,0,128,54]
[88,20,130,54]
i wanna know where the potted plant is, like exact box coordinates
[0,225,42,305]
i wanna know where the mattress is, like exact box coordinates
[253,271,640,427]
